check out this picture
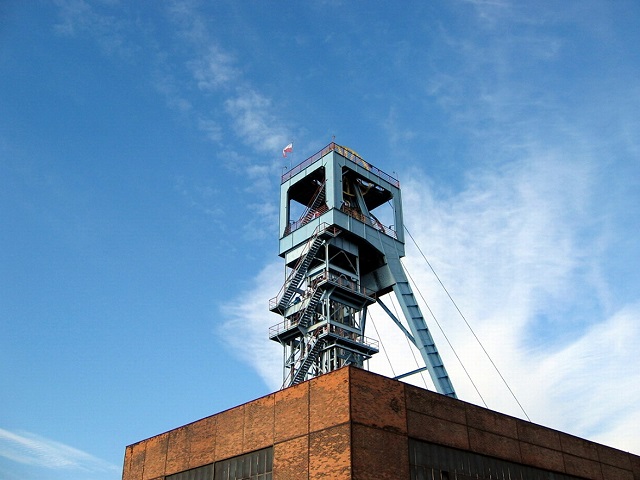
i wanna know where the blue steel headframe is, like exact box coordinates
[279,143,404,260]
[272,142,456,396]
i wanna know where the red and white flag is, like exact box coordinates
[282,143,293,157]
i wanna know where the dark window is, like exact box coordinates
[166,447,272,480]
[166,464,214,480]
[214,447,273,480]
[409,439,585,480]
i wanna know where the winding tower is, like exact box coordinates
[269,143,456,397]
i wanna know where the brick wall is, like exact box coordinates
[122,366,640,480]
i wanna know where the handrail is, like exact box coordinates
[285,204,329,235]
[269,317,299,338]
[340,205,398,239]
[269,266,374,314]
[285,204,398,239]
[325,324,379,350]
[269,318,379,351]
[281,142,400,188]
[323,270,376,299]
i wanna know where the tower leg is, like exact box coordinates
[386,257,457,398]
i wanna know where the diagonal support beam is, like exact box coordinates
[394,366,428,380]
[377,297,416,345]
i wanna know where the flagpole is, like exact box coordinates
[282,141,294,170]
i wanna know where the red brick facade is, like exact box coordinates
[122,367,640,480]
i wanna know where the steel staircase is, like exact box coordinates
[298,287,323,328]
[276,236,326,311]
[291,336,324,385]
[300,181,327,223]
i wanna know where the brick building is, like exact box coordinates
[122,366,640,479]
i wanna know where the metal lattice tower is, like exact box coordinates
[269,143,456,397]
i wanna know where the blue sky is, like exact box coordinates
[1,1,639,478]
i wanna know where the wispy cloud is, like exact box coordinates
[53,1,293,159]
[0,428,118,473]
[153,71,193,113]
[218,261,283,390]
[189,44,239,91]
[53,0,136,59]
[225,89,290,153]
[158,1,292,231]
[52,0,292,241]
[537,304,640,444]
[163,1,292,154]
[174,175,224,220]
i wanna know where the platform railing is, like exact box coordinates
[324,270,377,299]
[339,205,398,239]
[269,318,380,352]
[284,204,329,236]
[269,265,373,317]
[281,142,400,188]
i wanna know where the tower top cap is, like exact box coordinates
[282,142,399,188]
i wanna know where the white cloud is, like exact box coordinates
[153,71,193,113]
[0,428,118,473]
[53,0,293,158]
[162,2,292,155]
[243,201,279,241]
[225,89,290,153]
[368,154,592,393]
[166,0,209,45]
[53,0,94,36]
[53,0,134,58]
[548,306,640,432]
[189,45,239,91]
[218,261,284,391]
[197,118,223,143]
